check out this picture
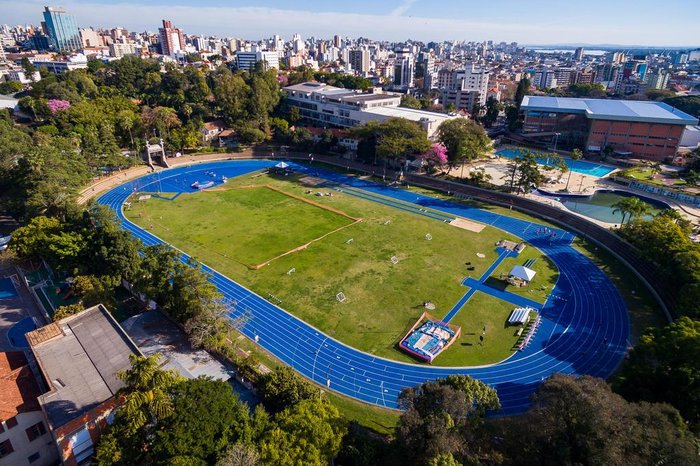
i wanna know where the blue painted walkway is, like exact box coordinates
[98,160,629,415]
[442,248,516,323]
[462,278,543,310]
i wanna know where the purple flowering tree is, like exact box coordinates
[419,143,448,173]
[47,99,71,114]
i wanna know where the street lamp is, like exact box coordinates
[553,132,561,152]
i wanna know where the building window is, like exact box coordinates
[26,422,47,442]
[0,439,13,458]
[28,452,41,463]
[5,417,18,429]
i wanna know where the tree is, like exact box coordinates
[567,83,606,97]
[615,317,700,430]
[482,96,502,128]
[53,303,84,321]
[662,95,700,119]
[116,354,181,436]
[505,152,543,194]
[419,143,448,173]
[217,443,261,466]
[612,196,650,224]
[21,57,37,82]
[351,118,430,166]
[395,376,499,465]
[259,366,318,414]
[435,118,491,170]
[153,377,252,463]
[10,216,84,268]
[70,274,119,310]
[514,77,530,110]
[400,94,422,109]
[565,148,582,191]
[212,67,250,125]
[259,399,347,466]
[141,106,182,140]
[499,374,697,465]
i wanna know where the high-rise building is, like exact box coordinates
[393,47,414,89]
[333,35,342,48]
[644,69,670,90]
[42,6,80,52]
[349,49,370,74]
[574,47,584,61]
[158,19,185,56]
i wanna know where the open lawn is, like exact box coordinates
[129,186,354,267]
[485,247,558,303]
[436,291,526,366]
[126,173,558,366]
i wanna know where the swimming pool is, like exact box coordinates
[540,189,669,224]
[0,277,18,300]
[496,149,616,177]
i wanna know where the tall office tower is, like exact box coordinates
[349,48,370,74]
[158,19,185,56]
[574,47,584,61]
[393,47,415,88]
[42,6,80,52]
[0,36,6,64]
[333,34,342,48]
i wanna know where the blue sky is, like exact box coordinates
[3,0,699,46]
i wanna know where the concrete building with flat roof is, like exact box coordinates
[283,82,459,139]
[27,305,141,466]
[521,96,699,160]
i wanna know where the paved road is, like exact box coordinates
[98,160,629,415]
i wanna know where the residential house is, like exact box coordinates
[0,352,58,466]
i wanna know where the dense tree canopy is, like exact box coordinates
[615,317,700,430]
[435,118,491,168]
[500,374,697,465]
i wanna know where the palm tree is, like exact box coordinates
[649,162,662,179]
[116,354,181,435]
[613,197,650,224]
[565,149,582,192]
[627,197,651,221]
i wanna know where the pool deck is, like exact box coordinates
[448,155,700,228]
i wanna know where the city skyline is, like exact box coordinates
[1,0,699,47]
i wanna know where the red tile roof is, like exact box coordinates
[0,352,42,421]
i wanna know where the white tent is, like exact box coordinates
[509,265,536,282]
[275,161,289,169]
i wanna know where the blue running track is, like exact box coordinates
[98,160,629,415]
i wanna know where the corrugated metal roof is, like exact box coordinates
[521,96,699,125]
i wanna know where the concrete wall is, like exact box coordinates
[0,411,58,466]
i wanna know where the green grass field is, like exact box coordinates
[126,173,559,367]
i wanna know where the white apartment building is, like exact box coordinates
[283,82,459,138]
[438,63,490,111]
[236,51,279,71]
[109,42,140,58]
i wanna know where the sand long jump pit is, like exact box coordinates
[449,217,485,233]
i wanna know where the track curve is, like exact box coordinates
[97,159,629,415]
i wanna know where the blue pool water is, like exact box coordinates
[7,317,37,349]
[539,189,669,224]
[0,277,18,300]
[496,149,616,177]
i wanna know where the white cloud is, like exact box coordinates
[390,0,417,17]
[2,0,698,46]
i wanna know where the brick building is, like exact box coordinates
[520,96,698,160]
[26,305,141,465]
